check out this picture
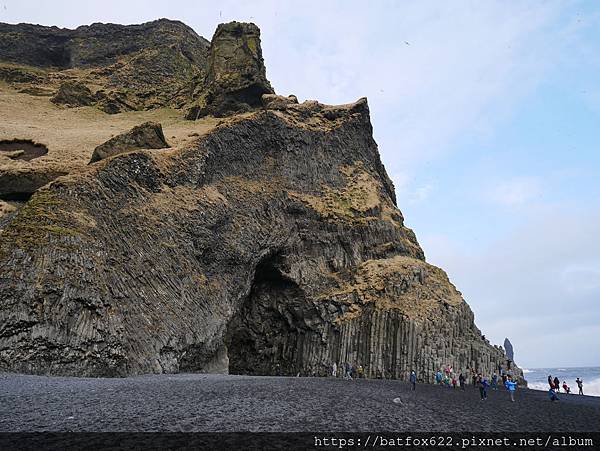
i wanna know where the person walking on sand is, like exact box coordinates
[549,387,559,402]
[452,375,457,389]
[479,376,489,400]
[344,362,352,380]
[332,362,337,378]
[562,381,570,394]
[459,373,466,390]
[410,370,417,391]
[554,376,560,392]
[548,375,554,389]
[491,373,498,390]
[435,370,443,385]
[504,375,517,402]
[576,378,583,395]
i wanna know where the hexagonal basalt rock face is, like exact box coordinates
[0,20,523,385]
[0,97,523,384]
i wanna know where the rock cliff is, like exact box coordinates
[0,19,209,111]
[185,22,274,119]
[0,20,523,383]
[0,19,272,201]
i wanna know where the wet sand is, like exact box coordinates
[1,373,599,432]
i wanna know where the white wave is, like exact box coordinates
[522,369,533,374]
[528,377,600,397]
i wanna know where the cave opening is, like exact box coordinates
[229,83,270,108]
[225,254,311,376]
[0,139,48,161]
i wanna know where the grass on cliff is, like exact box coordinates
[321,255,464,323]
[289,161,395,225]
[0,190,81,253]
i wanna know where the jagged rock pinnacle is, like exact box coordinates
[185,22,274,119]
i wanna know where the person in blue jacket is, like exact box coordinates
[504,375,518,402]
[549,387,559,402]
[409,370,417,390]
[491,373,498,390]
[479,376,490,400]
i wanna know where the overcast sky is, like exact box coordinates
[2,1,599,368]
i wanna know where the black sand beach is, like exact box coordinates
[1,373,599,432]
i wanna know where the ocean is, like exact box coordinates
[523,366,600,397]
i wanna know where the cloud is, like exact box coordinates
[421,207,600,367]
[408,183,435,205]
[485,176,543,206]
[390,171,435,206]
[560,265,600,296]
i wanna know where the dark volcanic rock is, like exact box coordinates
[0,20,275,114]
[0,19,209,70]
[0,20,524,385]
[0,98,522,383]
[51,80,95,107]
[186,22,274,119]
[0,19,210,110]
[0,65,44,83]
[262,93,299,110]
[0,168,68,200]
[89,122,170,163]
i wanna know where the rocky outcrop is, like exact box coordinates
[185,22,274,119]
[0,20,276,116]
[51,81,95,107]
[0,19,210,111]
[262,94,299,110]
[0,168,68,200]
[89,122,170,163]
[0,97,523,383]
[0,20,523,384]
[0,19,209,70]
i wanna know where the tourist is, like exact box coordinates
[562,381,570,394]
[451,375,457,389]
[357,365,364,379]
[548,375,554,389]
[549,387,559,402]
[344,362,352,380]
[479,377,489,400]
[504,375,517,402]
[410,370,417,391]
[459,373,466,390]
[491,373,498,390]
[554,376,560,393]
[435,370,443,385]
[332,362,337,378]
[576,378,584,395]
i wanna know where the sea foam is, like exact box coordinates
[528,377,600,397]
